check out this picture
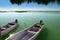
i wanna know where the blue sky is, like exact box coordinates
[0,0,60,11]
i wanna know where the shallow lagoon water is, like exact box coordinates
[0,12,60,40]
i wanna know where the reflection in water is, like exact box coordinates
[10,0,60,5]
[5,34,15,40]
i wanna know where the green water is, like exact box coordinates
[0,12,60,40]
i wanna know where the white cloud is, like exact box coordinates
[0,8,60,11]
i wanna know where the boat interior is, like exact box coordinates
[12,23,42,40]
[1,22,17,31]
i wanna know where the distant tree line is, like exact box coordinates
[10,0,60,5]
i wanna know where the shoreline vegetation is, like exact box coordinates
[0,11,60,12]
[10,0,60,5]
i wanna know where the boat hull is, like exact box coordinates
[6,23,44,40]
[1,23,18,36]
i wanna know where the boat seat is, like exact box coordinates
[33,23,41,28]
[3,25,10,28]
[28,26,40,32]
[8,23,15,25]
[1,28,6,31]
[27,30,36,34]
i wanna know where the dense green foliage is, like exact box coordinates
[10,0,60,5]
